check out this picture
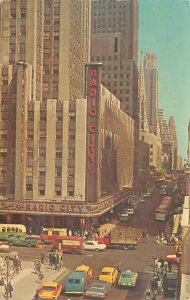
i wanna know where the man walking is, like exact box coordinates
[6,282,13,298]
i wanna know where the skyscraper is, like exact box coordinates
[91,0,139,120]
[143,53,159,135]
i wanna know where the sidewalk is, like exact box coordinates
[7,261,68,300]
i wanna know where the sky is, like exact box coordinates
[139,0,190,160]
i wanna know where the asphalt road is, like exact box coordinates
[11,185,177,299]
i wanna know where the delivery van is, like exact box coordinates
[65,271,89,294]
[53,236,84,254]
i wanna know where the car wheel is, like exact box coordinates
[95,248,99,252]
[27,244,32,248]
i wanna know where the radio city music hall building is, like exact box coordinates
[0,0,136,232]
[0,63,136,232]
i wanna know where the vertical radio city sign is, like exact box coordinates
[85,63,102,203]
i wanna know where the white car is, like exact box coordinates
[84,241,106,251]
[160,189,167,195]
[139,197,144,202]
[126,208,135,215]
[143,192,150,198]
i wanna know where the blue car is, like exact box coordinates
[84,280,112,299]
[65,271,89,295]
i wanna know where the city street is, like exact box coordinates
[9,186,177,300]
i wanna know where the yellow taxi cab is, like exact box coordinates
[76,264,93,281]
[36,282,63,299]
[99,267,118,284]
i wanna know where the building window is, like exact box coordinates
[26,184,32,191]
[39,187,45,196]
[114,37,118,53]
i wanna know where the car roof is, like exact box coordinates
[42,282,58,287]
[121,270,135,274]
[101,267,115,272]
[76,265,90,272]
[68,271,86,279]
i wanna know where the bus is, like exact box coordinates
[40,227,67,244]
[0,224,26,240]
[155,197,172,221]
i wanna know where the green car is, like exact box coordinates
[7,237,38,247]
[118,270,138,287]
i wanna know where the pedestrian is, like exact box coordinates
[6,281,13,298]
[164,260,168,273]
[0,277,5,296]
[168,260,172,273]
[36,260,41,273]
[150,277,158,296]
[37,271,44,284]
[156,234,160,244]
[117,262,121,274]
[29,226,32,236]
[17,254,22,270]
[40,250,45,264]
[49,251,53,266]
[34,259,40,274]
[158,256,164,269]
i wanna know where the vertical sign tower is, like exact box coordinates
[85,63,102,203]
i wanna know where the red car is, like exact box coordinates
[166,255,179,263]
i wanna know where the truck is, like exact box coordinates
[96,224,142,250]
[163,272,178,297]
[52,236,84,254]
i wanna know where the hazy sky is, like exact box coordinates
[139,0,190,159]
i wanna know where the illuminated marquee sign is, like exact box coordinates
[86,64,102,203]
[0,189,132,217]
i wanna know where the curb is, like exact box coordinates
[53,267,70,283]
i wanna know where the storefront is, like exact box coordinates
[0,189,132,234]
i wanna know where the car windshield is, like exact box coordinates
[42,286,56,291]
[101,272,112,276]
[122,274,134,278]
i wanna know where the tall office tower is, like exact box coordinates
[42,0,91,102]
[0,0,44,102]
[168,116,178,169]
[91,0,139,120]
[138,60,149,132]
[143,53,159,135]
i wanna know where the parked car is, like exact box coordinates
[75,264,93,281]
[84,280,112,299]
[117,270,138,287]
[6,236,38,247]
[119,213,130,222]
[143,192,150,198]
[139,197,144,203]
[99,267,118,284]
[160,188,167,195]
[65,271,89,295]
[35,282,63,299]
[84,240,106,251]
[126,208,135,215]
